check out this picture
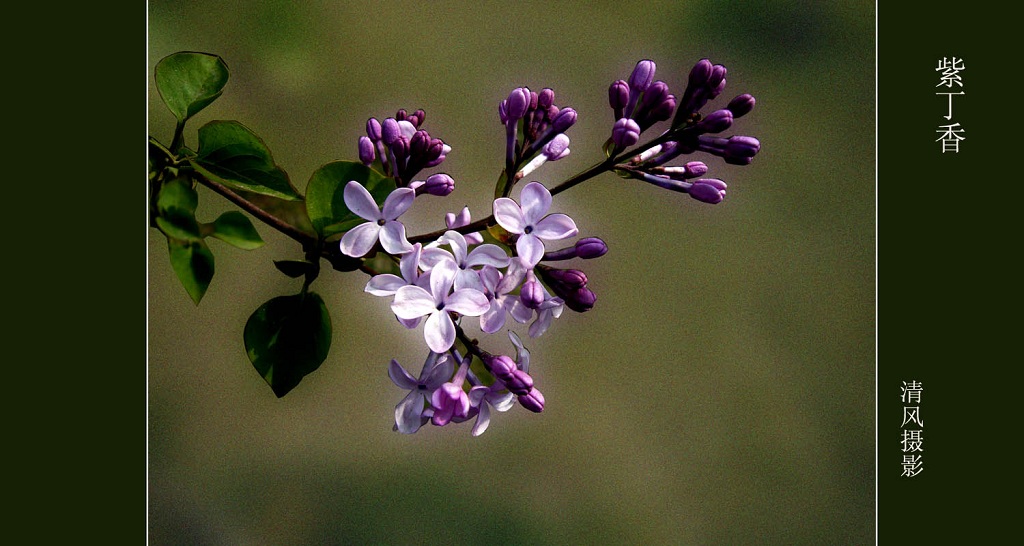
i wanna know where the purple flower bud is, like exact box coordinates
[538,88,555,109]
[498,100,508,124]
[688,59,713,89]
[517,387,545,413]
[528,90,539,111]
[550,108,577,134]
[611,118,641,148]
[541,268,588,290]
[727,94,756,118]
[708,64,727,91]
[684,161,709,177]
[358,136,375,165]
[413,109,426,127]
[575,237,608,259]
[542,133,571,161]
[381,117,401,146]
[629,59,656,92]
[390,135,409,161]
[506,87,531,120]
[486,355,517,381]
[410,130,431,156]
[419,173,455,197]
[608,79,629,116]
[689,178,728,204]
[724,136,761,164]
[564,287,596,312]
[520,276,545,310]
[395,108,408,121]
[431,381,471,426]
[366,118,382,141]
[697,109,734,134]
[503,369,534,396]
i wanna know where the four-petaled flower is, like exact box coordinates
[389,352,454,434]
[339,181,415,257]
[391,260,489,353]
[420,230,511,292]
[493,181,579,268]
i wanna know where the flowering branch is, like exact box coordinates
[149,52,761,435]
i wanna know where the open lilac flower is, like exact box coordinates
[391,260,489,353]
[365,243,427,329]
[477,263,531,334]
[493,181,578,268]
[420,230,510,292]
[339,181,415,257]
[468,382,516,436]
[431,354,472,427]
[389,351,454,434]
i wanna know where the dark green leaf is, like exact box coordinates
[191,120,301,201]
[305,161,395,237]
[155,52,229,123]
[274,260,317,278]
[207,211,264,250]
[244,292,332,398]
[166,238,215,305]
[155,177,202,241]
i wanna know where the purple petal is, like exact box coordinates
[419,247,456,270]
[422,353,455,388]
[519,182,552,224]
[443,230,469,264]
[424,311,456,353]
[343,181,382,221]
[454,269,485,293]
[380,221,413,254]
[509,331,531,373]
[382,187,416,220]
[397,316,421,329]
[388,359,418,390]
[365,274,406,296]
[395,391,425,434]
[516,234,545,268]
[399,243,422,283]
[478,265,501,293]
[339,222,381,257]
[480,301,507,333]
[465,244,511,268]
[391,285,437,319]
[493,198,526,234]
[445,288,490,316]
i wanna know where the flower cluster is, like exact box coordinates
[339,58,759,435]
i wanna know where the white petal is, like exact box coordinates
[442,230,468,264]
[419,247,455,270]
[388,359,418,390]
[339,222,381,257]
[380,221,413,254]
[365,274,406,296]
[516,234,545,269]
[445,289,490,317]
[533,213,579,241]
[382,187,416,220]
[424,311,455,353]
[490,391,516,412]
[343,181,382,221]
[454,269,485,293]
[493,197,526,234]
[519,181,552,224]
[391,285,437,319]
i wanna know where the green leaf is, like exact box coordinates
[155,177,202,241]
[304,161,395,237]
[244,292,332,398]
[207,211,264,250]
[166,238,215,305]
[155,52,229,123]
[191,120,301,201]
[274,260,317,278]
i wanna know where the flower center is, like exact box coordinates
[524,225,534,234]
[377,219,386,226]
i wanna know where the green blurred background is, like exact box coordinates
[148,1,875,543]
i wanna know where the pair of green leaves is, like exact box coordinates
[152,51,401,397]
